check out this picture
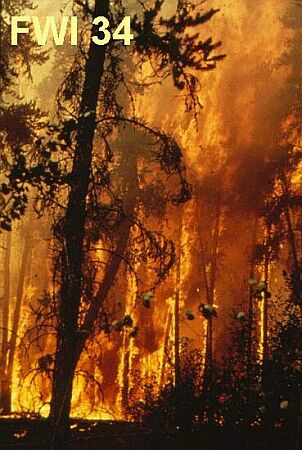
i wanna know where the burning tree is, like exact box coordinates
[0,0,47,414]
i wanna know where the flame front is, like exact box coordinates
[1,0,301,422]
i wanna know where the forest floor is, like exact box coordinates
[0,418,294,450]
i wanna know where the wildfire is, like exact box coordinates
[1,0,299,422]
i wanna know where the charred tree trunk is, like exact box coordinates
[262,226,270,366]
[50,0,110,435]
[197,192,222,424]
[204,196,221,391]
[0,232,11,413]
[247,217,258,377]
[174,209,182,388]
[283,201,299,273]
[208,197,221,304]
[0,225,31,414]
[159,311,173,389]
[7,228,31,411]
[120,332,130,414]
[281,175,301,315]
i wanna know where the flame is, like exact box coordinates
[2,0,301,421]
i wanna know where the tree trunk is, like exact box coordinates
[262,226,270,365]
[247,216,258,380]
[50,0,110,434]
[208,196,221,303]
[174,208,182,388]
[159,311,173,389]
[8,227,32,383]
[0,226,31,414]
[0,232,11,413]
[197,192,221,422]
[120,332,130,414]
[204,195,221,383]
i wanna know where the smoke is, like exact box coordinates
[139,0,302,354]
